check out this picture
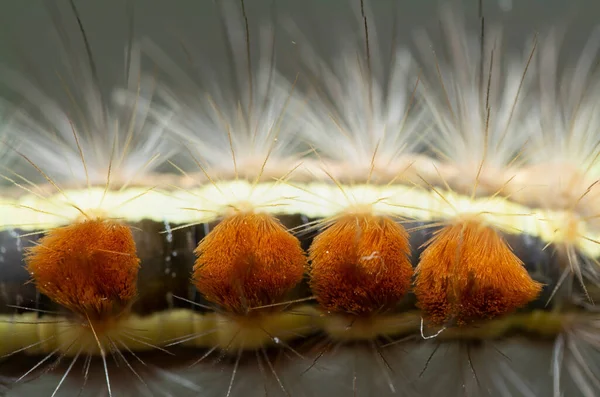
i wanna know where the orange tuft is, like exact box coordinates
[414,220,543,326]
[25,219,140,319]
[308,214,413,315]
[193,212,306,314]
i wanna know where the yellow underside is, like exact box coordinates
[0,307,572,357]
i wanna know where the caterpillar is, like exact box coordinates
[1,0,599,396]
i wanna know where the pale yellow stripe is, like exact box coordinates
[1,181,598,257]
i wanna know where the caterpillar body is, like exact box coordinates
[1,1,600,397]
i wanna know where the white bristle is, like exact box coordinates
[291,33,422,170]
[554,316,600,397]
[299,49,423,174]
[0,99,20,180]
[283,5,425,184]
[527,27,600,175]
[414,8,536,187]
[138,3,305,181]
[0,34,174,187]
[499,27,600,213]
[418,341,541,397]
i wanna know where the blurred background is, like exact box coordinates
[1,0,599,105]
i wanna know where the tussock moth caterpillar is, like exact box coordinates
[1,0,600,397]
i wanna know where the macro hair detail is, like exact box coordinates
[1,1,600,397]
